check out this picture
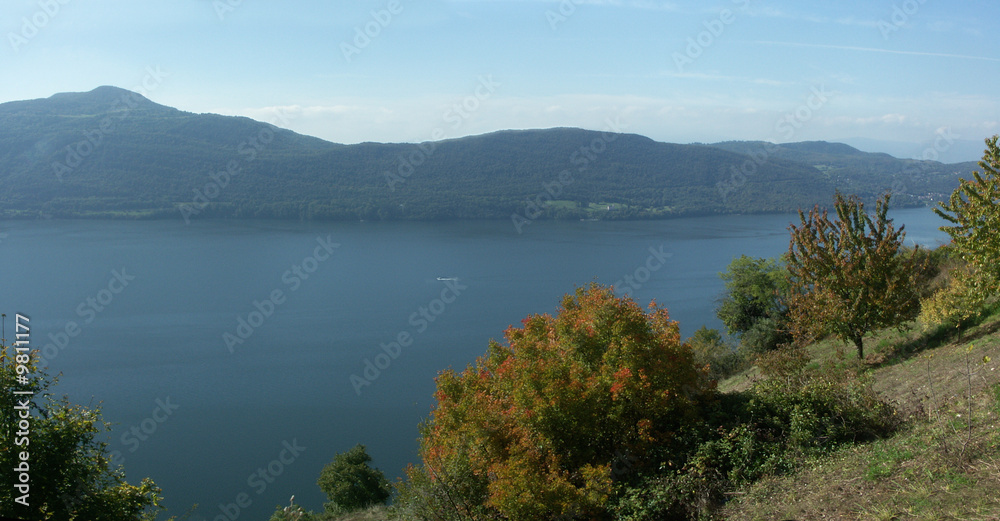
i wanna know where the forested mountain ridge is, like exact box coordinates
[708,140,977,204]
[0,86,976,221]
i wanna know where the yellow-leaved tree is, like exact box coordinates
[931,135,1000,320]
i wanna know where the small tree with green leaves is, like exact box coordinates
[317,444,391,514]
[716,255,792,354]
[0,345,163,521]
[933,135,1000,304]
[787,192,922,359]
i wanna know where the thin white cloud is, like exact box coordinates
[446,0,679,10]
[747,41,1000,62]
[925,21,955,32]
[663,71,792,86]
[849,114,909,126]
[741,6,879,28]
[833,17,880,29]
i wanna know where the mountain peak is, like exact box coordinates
[0,86,170,117]
[49,85,163,111]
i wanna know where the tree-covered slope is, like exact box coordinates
[709,140,977,205]
[0,87,972,221]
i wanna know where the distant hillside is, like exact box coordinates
[709,140,977,205]
[0,87,976,221]
[842,136,988,164]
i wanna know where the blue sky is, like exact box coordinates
[3,0,998,159]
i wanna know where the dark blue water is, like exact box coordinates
[0,209,949,520]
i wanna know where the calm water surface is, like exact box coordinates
[0,209,949,520]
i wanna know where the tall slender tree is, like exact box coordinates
[787,192,922,359]
[934,135,1000,302]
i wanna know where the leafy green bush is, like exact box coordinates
[748,371,898,452]
[688,326,746,382]
[753,348,899,449]
[919,267,988,330]
[612,346,900,521]
[613,469,722,521]
[317,445,391,514]
[739,316,793,356]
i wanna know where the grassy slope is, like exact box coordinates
[716,310,1000,520]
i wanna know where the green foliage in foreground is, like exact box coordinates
[611,346,899,521]
[717,314,1000,520]
[0,346,163,521]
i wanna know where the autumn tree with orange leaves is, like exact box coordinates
[394,284,710,521]
[787,192,922,359]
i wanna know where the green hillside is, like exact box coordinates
[0,87,977,222]
[716,311,1000,520]
[709,140,977,206]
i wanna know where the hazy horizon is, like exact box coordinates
[2,84,990,163]
[2,1,997,159]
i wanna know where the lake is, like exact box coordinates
[0,208,950,520]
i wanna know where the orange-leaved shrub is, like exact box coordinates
[395,283,711,521]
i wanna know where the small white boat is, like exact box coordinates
[437,277,459,281]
